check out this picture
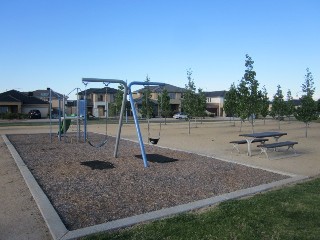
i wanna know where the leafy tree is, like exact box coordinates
[182,68,206,133]
[236,78,250,132]
[270,85,286,130]
[260,86,269,125]
[302,68,315,96]
[195,88,207,123]
[224,83,238,126]
[294,68,318,137]
[236,54,261,132]
[158,88,171,124]
[285,89,295,122]
[112,84,126,116]
[141,75,154,119]
[182,69,197,117]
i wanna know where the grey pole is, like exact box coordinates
[82,78,127,158]
[49,88,52,143]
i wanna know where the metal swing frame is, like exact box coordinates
[85,83,109,148]
[82,78,127,157]
[82,78,165,168]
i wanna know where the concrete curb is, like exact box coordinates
[3,134,309,240]
[2,135,68,240]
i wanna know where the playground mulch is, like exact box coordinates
[7,133,288,231]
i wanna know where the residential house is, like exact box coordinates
[26,89,67,115]
[0,90,49,117]
[78,87,118,117]
[31,89,65,108]
[204,91,227,117]
[133,84,186,116]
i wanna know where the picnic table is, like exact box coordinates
[239,131,287,156]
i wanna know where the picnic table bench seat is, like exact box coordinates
[230,138,269,153]
[257,141,298,159]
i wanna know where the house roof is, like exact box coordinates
[134,84,186,93]
[204,91,227,98]
[33,89,64,99]
[78,87,118,95]
[0,90,49,104]
[22,89,66,100]
[133,96,159,105]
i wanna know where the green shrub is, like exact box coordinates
[0,113,28,119]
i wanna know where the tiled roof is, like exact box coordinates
[204,91,227,98]
[78,87,118,95]
[33,89,64,99]
[134,84,186,93]
[133,96,159,105]
[0,90,48,104]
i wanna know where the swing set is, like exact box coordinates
[83,82,109,148]
[145,87,164,145]
[81,78,165,168]
[148,120,161,145]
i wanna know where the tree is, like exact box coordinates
[285,89,295,123]
[158,88,171,124]
[237,54,261,132]
[195,88,207,123]
[141,75,154,119]
[224,83,238,126]
[236,54,261,132]
[182,68,197,118]
[236,78,250,132]
[270,85,286,130]
[182,68,205,133]
[294,68,318,137]
[260,86,269,125]
[112,84,125,117]
[302,68,315,96]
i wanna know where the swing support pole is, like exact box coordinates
[82,78,127,158]
[128,81,165,168]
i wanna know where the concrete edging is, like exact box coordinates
[2,135,68,240]
[3,134,309,240]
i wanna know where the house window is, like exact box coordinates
[98,94,104,101]
[0,106,8,113]
[169,93,176,99]
[207,97,211,103]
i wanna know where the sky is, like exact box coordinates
[1,0,319,100]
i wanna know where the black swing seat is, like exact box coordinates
[149,137,160,145]
[87,138,108,148]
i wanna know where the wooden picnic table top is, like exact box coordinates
[239,131,287,138]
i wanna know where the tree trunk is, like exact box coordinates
[239,120,243,132]
[305,122,308,138]
[251,116,254,133]
[188,118,191,135]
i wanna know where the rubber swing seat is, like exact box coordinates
[149,138,159,145]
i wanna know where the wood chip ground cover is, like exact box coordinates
[7,133,288,230]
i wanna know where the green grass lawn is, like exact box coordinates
[86,177,320,240]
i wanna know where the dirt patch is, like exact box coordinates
[7,133,288,231]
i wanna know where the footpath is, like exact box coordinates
[0,136,52,240]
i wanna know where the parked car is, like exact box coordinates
[173,112,188,120]
[28,109,41,119]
